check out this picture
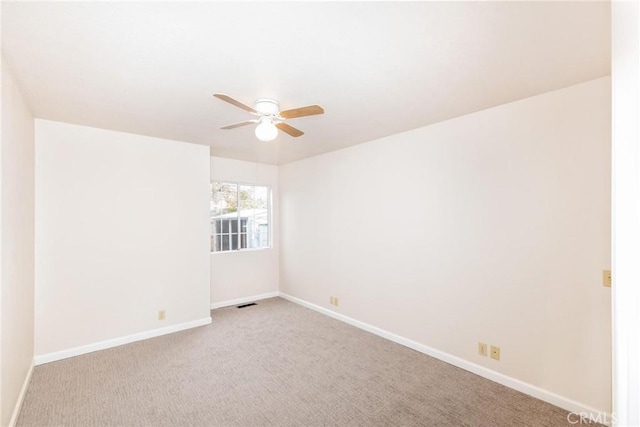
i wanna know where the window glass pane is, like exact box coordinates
[211,183,239,252]
[239,185,269,249]
[231,235,238,250]
[211,183,238,217]
[259,224,269,248]
[240,233,247,249]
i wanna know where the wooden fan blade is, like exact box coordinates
[220,119,258,130]
[213,94,257,114]
[276,122,304,137]
[279,105,324,119]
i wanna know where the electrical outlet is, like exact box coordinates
[158,310,166,320]
[334,297,339,307]
[478,342,488,357]
[490,345,500,361]
[603,270,612,287]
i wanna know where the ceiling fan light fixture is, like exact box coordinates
[255,119,278,142]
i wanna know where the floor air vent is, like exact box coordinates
[237,303,257,309]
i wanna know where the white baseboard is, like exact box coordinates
[278,292,610,422]
[9,360,34,427]
[210,291,279,310]
[34,317,212,366]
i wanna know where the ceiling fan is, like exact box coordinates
[213,94,324,142]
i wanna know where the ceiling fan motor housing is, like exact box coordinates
[254,99,280,115]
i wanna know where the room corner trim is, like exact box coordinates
[34,317,212,366]
[210,291,279,310]
[278,292,610,421]
[8,360,34,427]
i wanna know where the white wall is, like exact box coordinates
[612,1,640,425]
[35,120,211,358]
[280,77,612,413]
[210,157,279,306]
[1,56,35,426]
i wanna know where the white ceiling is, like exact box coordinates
[2,1,610,165]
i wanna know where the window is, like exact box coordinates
[210,182,270,252]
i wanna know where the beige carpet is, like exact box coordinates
[18,297,575,426]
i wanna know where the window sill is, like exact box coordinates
[210,247,272,255]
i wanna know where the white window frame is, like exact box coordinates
[210,181,271,254]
